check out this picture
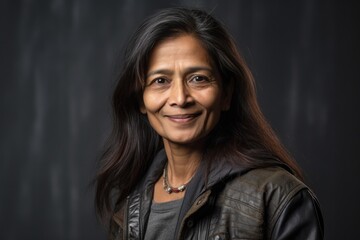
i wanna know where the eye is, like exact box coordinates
[188,75,214,88]
[145,77,171,89]
[154,78,167,84]
[191,75,209,83]
[147,77,169,86]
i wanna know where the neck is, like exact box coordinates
[163,139,203,186]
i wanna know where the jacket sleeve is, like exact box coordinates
[270,189,324,240]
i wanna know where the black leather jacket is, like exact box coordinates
[109,150,324,239]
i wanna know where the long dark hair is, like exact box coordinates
[95,7,303,221]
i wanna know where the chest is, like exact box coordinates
[180,193,265,240]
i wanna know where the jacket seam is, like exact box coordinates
[222,194,263,216]
[308,190,324,238]
[268,184,306,239]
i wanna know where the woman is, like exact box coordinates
[96,7,324,240]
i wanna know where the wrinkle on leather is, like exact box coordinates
[127,194,140,239]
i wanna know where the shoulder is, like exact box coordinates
[222,167,306,199]
[218,167,309,223]
[208,167,323,239]
[228,166,305,191]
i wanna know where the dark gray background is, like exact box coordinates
[1,0,359,239]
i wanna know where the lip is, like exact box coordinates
[164,113,201,123]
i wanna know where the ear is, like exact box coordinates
[138,95,147,114]
[140,104,147,114]
[221,79,234,111]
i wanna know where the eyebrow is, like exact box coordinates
[146,66,213,78]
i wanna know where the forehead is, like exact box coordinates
[147,34,214,71]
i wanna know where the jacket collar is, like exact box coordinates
[136,148,252,194]
[134,149,253,239]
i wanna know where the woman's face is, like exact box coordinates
[141,34,230,146]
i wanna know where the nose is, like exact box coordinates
[168,79,192,107]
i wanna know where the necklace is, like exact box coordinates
[163,163,195,194]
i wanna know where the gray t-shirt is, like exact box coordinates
[144,198,183,240]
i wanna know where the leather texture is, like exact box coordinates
[109,150,324,240]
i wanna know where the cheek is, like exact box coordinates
[197,89,223,111]
[143,92,161,113]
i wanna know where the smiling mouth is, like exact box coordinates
[165,113,201,123]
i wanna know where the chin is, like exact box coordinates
[165,134,207,146]
[167,137,196,145]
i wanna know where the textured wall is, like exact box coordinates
[1,0,359,239]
